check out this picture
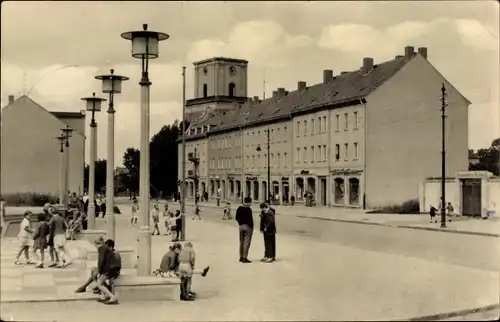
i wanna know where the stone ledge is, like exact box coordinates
[76,230,106,243]
[114,276,180,302]
[73,239,136,269]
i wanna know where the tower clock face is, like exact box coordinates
[229,66,236,75]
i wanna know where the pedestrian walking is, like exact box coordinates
[429,205,438,223]
[163,203,171,235]
[236,197,254,263]
[48,209,72,268]
[151,204,160,235]
[14,211,35,265]
[223,201,232,220]
[45,207,60,267]
[129,198,138,227]
[93,237,119,305]
[175,210,183,241]
[216,188,222,207]
[446,202,454,221]
[32,214,50,268]
[259,202,276,263]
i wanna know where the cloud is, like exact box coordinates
[455,19,499,51]
[187,20,314,67]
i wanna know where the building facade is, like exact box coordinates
[178,46,470,209]
[1,95,85,196]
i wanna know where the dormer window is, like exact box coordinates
[203,84,208,98]
[228,83,235,97]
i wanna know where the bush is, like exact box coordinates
[2,192,59,207]
[368,199,420,214]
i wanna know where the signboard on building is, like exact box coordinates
[281,177,289,182]
[331,169,363,176]
[246,176,258,181]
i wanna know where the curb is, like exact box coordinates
[297,216,500,238]
[394,303,500,321]
[1,294,99,304]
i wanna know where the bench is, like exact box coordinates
[112,275,181,301]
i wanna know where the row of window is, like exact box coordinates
[296,111,359,137]
[295,142,359,163]
[210,126,289,150]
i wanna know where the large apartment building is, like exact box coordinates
[178,46,470,209]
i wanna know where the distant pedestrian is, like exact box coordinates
[129,199,139,227]
[163,203,171,235]
[216,188,222,207]
[259,202,276,263]
[223,201,232,220]
[192,205,201,220]
[429,205,438,223]
[204,191,208,202]
[151,204,160,236]
[236,197,254,263]
[15,211,35,265]
[446,202,454,221]
[175,210,183,241]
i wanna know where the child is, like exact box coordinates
[129,199,138,227]
[151,204,160,236]
[163,203,170,235]
[446,202,454,222]
[178,242,196,301]
[192,205,201,220]
[169,212,178,242]
[429,205,438,223]
[154,243,182,277]
[32,214,49,268]
[68,213,83,240]
[222,202,232,220]
[15,211,35,265]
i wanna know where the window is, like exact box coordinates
[354,111,359,129]
[304,120,308,136]
[296,121,300,136]
[228,83,236,97]
[317,145,321,161]
[257,154,261,168]
[354,142,359,159]
[317,117,321,133]
[203,84,208,98]
[323,145,327,161]
[296,148,300,163]
[335,144,340,161]
[311,119,315,134]
[284,152,288,166]
[336,115,340,131]
[304,147,308,162]
[323,116,327,133]
[344,143,349,159]
[311,146,315,162]
[252,155,255,168]
[344,113,348,130]
[284,126,287,132]
[277,153,281,167]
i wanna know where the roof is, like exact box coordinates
[183,54,416,141]
[193,57,248,66]
[51,111,85,119]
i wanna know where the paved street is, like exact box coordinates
[1,203,498,321]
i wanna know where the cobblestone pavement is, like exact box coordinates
[0,238,94,302]
[1,209,498,321]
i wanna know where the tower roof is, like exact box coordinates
[193,57,248,66]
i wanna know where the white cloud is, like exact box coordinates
[455,19,499,51]
[318,24,379,52]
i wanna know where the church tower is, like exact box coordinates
[186,57,249,116]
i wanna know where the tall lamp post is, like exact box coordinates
[188,148,200,235]
[95,69,129,240]
[121,23,169,276]
[56,135,66,205]
[440,84,447,228]
[256,127,271,202]
[81,93,106,229]
[61,126,74,207]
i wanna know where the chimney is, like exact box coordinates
[272,91,278,99]
[253,96,260,104]
[404,46,415,58]
[8,95,15,104]
[417,47,428,59]
[277,87,286,99]
[362,57,374,74]
[297,81,307,91]
[323,70,333,84]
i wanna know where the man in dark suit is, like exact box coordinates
[259,202,276,263]
[235,197,254,263]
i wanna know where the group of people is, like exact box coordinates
[429,202,459,223]
[75,237,121,305]
[235,197,277,263]
[15,206,73,269]
[154,242,210,301]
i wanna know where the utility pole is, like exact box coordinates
[181,66,187,241]
[440,83,447,228]
[266,127,271,202]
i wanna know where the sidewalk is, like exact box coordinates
[2,212,498,321]
[185,200,500,237]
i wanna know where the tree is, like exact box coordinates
[83,159,107,193]
[122,148,140,193]
[469,138,499,176]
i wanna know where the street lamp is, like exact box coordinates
[81,93,106,229]
[256,127,271,202]
[61,126,74,208]
[121,23,169,276]
[56,135,66,205]
[95,69,129,240]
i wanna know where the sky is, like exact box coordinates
[1,1,499,166]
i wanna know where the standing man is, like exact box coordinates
[259,202,276,263]
[216,187,222,207]
[235,197,254,263]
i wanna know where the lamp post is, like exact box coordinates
[121,23,169,276]
[256,127,271,202]
[188,147,200,230]
[95,69,129,240]
[56,135,66,205]
[81,93,106,229]
[440,84,447,228]
[61,126,74,208]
